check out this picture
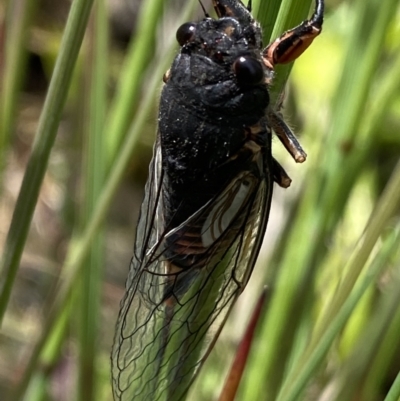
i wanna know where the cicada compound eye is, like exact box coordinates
[233,56,264,86]
[176,22,196,46]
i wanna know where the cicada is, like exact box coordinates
[112,1,324,400]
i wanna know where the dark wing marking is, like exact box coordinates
[111,139,273,401]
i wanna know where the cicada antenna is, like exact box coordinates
[198,0,210,17]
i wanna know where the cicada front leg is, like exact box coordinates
[264,0,324,165]
[263,0,324,68]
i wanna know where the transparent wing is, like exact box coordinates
[111,139,273,401]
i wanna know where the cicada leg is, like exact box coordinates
[268,109,307,163]
[272,157,292,188]
[263,0,324,68]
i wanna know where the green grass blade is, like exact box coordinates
[334,274,400,401]
[277,224,400,401]
[77,1,108,400]
[318,0,399,235]
[0,0,38,177]
[252,0,282,41]
[383,371,400,401]
[361,301,400,401]
[104,0,165,166]
[0,0,95,324]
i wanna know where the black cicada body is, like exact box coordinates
[112,1,324,400]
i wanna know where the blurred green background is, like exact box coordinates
[1,0,400,400]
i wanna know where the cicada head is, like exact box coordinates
[175,14,271,84]
[166,2,271,123]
